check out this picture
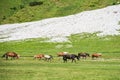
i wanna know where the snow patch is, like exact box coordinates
[0,5,120,42]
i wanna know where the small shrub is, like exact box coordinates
[20,5,24,9]
[29,1,43,6]
[2,16,6,20]
[10,7,17,10]
[89,4,95,7]
[112,2,116,5]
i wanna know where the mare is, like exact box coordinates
[91,53,102,59]
[57,52,68,57]
[63,54,79,63]
[34,54,44,60]
[44,55,53,62]
[2,52,20,60]
[78,52,90,59]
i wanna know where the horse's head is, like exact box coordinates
[74,54,80,60]
[86,53,90,57]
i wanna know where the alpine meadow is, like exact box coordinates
[0,0,120,80]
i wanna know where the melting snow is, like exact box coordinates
[0,5,120,42]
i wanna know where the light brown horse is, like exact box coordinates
[92,53,102,59]
[57,52,68,57]
[34,54,53,61]
[2,52,20,60]
[33,54,44,60]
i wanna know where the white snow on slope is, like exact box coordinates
[0,5,120,42]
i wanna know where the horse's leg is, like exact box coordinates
[71,58,75,63]
[47,58,49,62]
[63,57,67,63]
[92,56,94,60]
[6,56,8,60]
[74,59,76,63]
[71,59,73,63]
[85,56,87,59]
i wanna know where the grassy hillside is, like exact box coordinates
[0,0,120,24]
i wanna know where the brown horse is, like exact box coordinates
[78,52,90,59]
[2,52,20,60]
[57,52,68,57]
[92,53,102,59]
[33,54,44,60]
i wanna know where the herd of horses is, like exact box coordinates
[1,51,102,62]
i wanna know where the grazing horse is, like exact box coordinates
[92,53,102,59]
[2,52,20,60]
[63,54,79,63]
[44,55,53,62]
[33,54,44,60]
[57,52,68,57]
[78,52,90,59]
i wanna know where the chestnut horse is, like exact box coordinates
[34,54,53,61]
[78,52,90,59]
[33,54,44,60]
[92,53,102,59]
[57,52,68,57]
[2,52,20,60]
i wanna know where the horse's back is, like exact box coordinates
[92,53,102,57]
[34,54,44,59]
[92,53,102,59]
[2,52,19,60]
[57,52,68,57]
[44,55,50,58]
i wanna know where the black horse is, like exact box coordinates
[63,54,79,63]
[78,52,90,59]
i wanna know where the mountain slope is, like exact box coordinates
[0,0,120,24]
[0,5,120,42]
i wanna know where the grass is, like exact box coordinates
[0,33,120,80]
[0,0,120,24]
[0,58,120,80]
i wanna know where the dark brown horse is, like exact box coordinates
[57,52,68,57]
[33,54,44,60]
[92,53,102,59]
[2,52,20,60]
[78,52,90,59]
[63,54,79,63]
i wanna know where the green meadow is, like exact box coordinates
[0,33,120,80]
